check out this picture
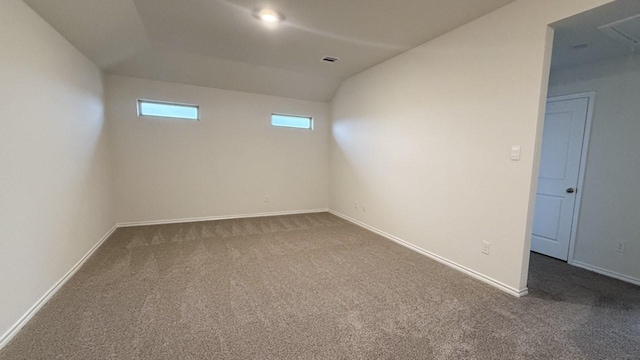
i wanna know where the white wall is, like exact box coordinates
[549,55,640,282]
[0,0,114,339]
[329,0,612,294]
[106,75,330,223]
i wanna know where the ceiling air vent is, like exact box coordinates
[598,13,640,48]
[321,56,340,63]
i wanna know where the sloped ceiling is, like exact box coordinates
[24,0,514,102]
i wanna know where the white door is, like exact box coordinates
[531,96,590,261]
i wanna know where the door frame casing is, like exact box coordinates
[544,91,595,264]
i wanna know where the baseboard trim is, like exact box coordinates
[329,210,528,298]
[2,207,530,350]
[570,260,640,287]
[1,208,334,350]
[0,224,118,350]
[116,208,330,228]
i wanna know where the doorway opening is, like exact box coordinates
[528,0,640,292]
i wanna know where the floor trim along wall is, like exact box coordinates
[328,210,529,298]
[0,208,329,350]
[2,207,531,350]
[570,260,640,287]
[116,208,330,227]
[0,224,119,350]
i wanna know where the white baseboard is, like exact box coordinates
[0,224,118,350]
[570,260,640,287]
[116,208,330,227]
[2,207,530,351]
[1,208,331,350]
[329,210,528,298]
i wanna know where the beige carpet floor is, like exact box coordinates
[1,212,638,359]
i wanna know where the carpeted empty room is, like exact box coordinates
[2,0,640,358]
[1,213,639,359]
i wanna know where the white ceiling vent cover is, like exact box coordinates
[598,13,640,48]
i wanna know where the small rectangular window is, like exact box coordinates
[137,100,199,120]
[271,114,313,129]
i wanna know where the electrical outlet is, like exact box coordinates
[615,242,626,253]
[362,203,367,212]
[482,241,491,255]
[264,195,270,203]
[354,201,358,209]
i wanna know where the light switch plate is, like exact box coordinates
[510,146,521,161]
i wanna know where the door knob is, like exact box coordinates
[566,188,575,194]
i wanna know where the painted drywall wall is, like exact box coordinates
[0,0,114,339]
[106,75,330,223]
[329,0,612,294]
[549,55,640,282]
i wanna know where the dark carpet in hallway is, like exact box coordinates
[1,212,638,359]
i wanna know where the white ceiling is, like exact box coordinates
[24,0,514,102]
[551,0,640,71]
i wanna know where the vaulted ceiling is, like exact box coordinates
[24,0,514,101]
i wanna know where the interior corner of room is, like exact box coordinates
[1,0,638,358]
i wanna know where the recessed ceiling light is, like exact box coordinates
[254,9,283,24]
